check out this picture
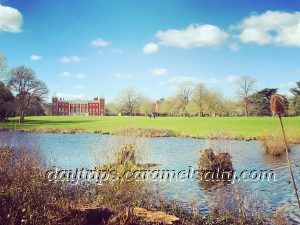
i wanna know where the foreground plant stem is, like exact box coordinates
[278,115,300,209]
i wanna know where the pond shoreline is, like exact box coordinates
[0,127,260,141]
[2,127,300,144]
[0,129,299,223]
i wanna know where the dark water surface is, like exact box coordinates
[0,131,299,222]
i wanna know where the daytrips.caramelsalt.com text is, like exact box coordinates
[45,166,277,185]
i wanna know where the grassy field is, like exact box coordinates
[1,116,300,140]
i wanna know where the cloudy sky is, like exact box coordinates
[0,0,300,102]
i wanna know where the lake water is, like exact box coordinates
[0,131,299,222]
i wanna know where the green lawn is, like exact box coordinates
[1,116,300,140]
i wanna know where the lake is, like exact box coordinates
[0,131,299,222]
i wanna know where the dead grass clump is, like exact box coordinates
[116,143,136,165]
[260,135,289,156]
[114,128,175,137]
[198,148,233,173]
[214,186,266,225]
[95,142,153,212]
[0,146,89,225]
[271,208,290,225]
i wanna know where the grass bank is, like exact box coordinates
[1,116,300,142]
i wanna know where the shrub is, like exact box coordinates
[198,148,233,188]
[260,135,289,156]
[96,142,153,211]
[213,186,266,225]
[198,148,233,173]
[113,128,174,137]
[116,143,136,165]
[271,208,290,225]
[0,147,72,224]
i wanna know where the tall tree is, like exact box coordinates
[25,96,46,116]
[249,88,286,116]
[158,98,176,116]
[290,81,300,115]
[105,102,119,116]
[191,83,207,116]
[139,97,152,115]
[117,88,142,116]
[236,76,256,116]
[205,90,224,116]
[290,81,300,96]
[8,66,48,123]
[0,82,15,121]
[174,82,194,116]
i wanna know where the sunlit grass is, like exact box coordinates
[1,116,300,140]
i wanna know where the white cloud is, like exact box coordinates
[168,75,201,83]
[150,67,168,76]
[110,48,123,54]
[59,71,72,78]
[277,90,292,97]
[157,81,165,85]
[115,73,133,79]
[0,4,22,33]
[55,92,85,100]
[59,71,86,79]
[228,43,240,51]
[91,38,109,47]
[142,42,159,54]
[156,24,228,48]
[60,56,83,63]
[226,75,239,82]
[75,85,85,90]
[76,73,86,79]
[279,81,297,88]
[235,11,300,46]
[206,78,222,84]
[30,54,42,61]
[168,75,222,84]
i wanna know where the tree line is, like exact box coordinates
[0,55,49,123]
[107,77,300,117]
[1,53,300,121]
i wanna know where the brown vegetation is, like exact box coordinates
[271,208,290,225]
[260,135,288,156]
[270,94,300,208]
[0,143,296,224]
[113,128,175,137]
[0,146,90,224]
[198,148,233,173]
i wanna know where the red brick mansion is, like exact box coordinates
[52,96,105,116]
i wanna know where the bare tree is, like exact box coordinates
[191,83,207,116]
[139,97,152,115]
[205,90,223,116]
[236,76,256,116]
[174,82,194,116]
[8,66,48,123]
[118,88,142,116]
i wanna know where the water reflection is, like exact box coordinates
[0,131,299,222]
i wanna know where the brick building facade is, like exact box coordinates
[52,96,105,116]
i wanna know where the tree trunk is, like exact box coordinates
[19,111,25,123]
[244,102,249,116]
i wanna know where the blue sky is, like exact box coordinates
[0,0,300,102]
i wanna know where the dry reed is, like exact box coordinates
[270,94,300,209]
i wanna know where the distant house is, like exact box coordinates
[152,101,159,114]
[52,96,105,116]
